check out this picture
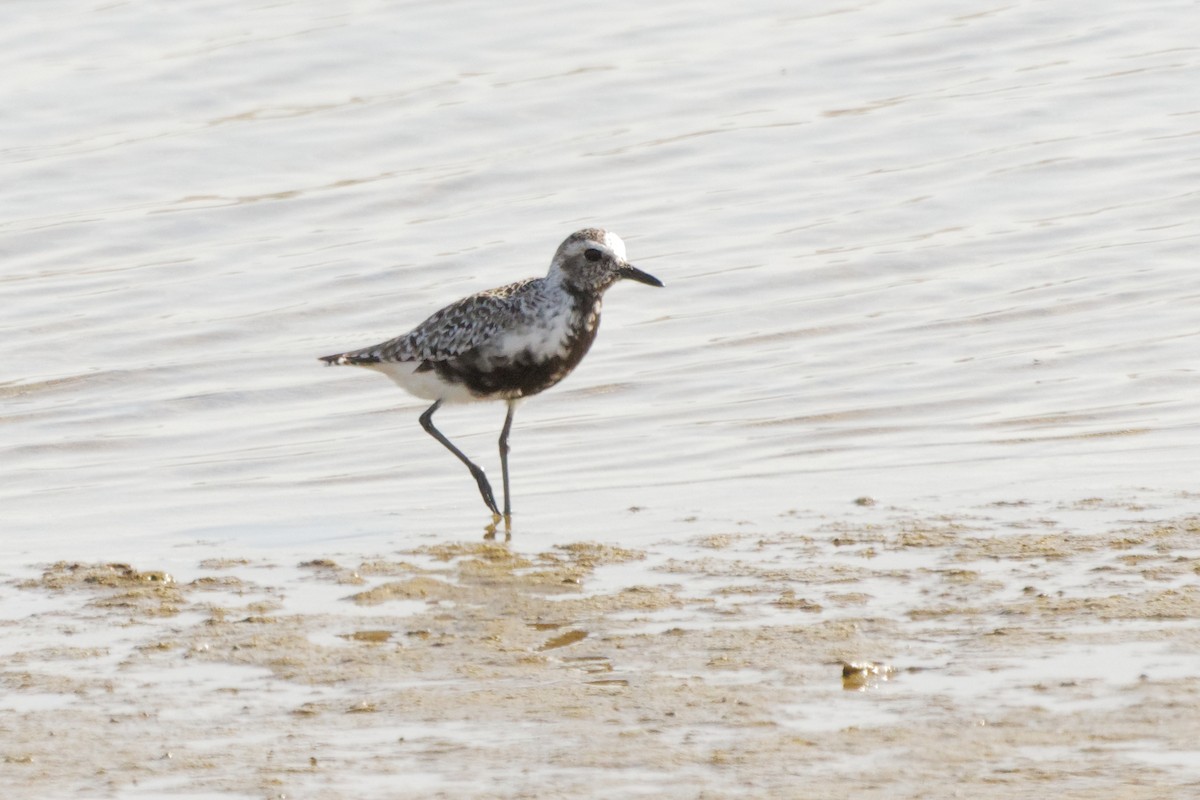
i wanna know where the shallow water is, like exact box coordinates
[2,0,1199,797]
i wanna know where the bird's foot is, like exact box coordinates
[483,512,503,541]
[483,512,512,542]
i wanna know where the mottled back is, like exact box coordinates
[320,227,660,374]
[332,278,543,365]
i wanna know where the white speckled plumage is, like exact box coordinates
[321,228,659,403]
[319,228,662,531]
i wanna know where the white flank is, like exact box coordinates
[366,362,483,404]
[484,299,574,363]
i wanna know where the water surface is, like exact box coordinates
[2,0,1199,796]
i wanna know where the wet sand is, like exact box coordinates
[4,505,1199,799]
[6,1,1200,797]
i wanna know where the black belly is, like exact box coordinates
[430,353,570,398]
[425,311,601,399]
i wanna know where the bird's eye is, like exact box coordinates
[584,248,602,262]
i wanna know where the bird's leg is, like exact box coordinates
[418,400,501,521]
[497,400,516,533]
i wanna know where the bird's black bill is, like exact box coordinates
[619,264,664,287]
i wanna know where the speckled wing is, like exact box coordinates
[321,278,539,365]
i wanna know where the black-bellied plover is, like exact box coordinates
[320,228,662,535]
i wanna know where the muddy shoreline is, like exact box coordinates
[3,512,1199,798]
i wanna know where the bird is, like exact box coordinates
[319,228,663,535]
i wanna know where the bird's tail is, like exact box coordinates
[318,349,381,366]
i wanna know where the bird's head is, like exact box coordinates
[549,228,663,295]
